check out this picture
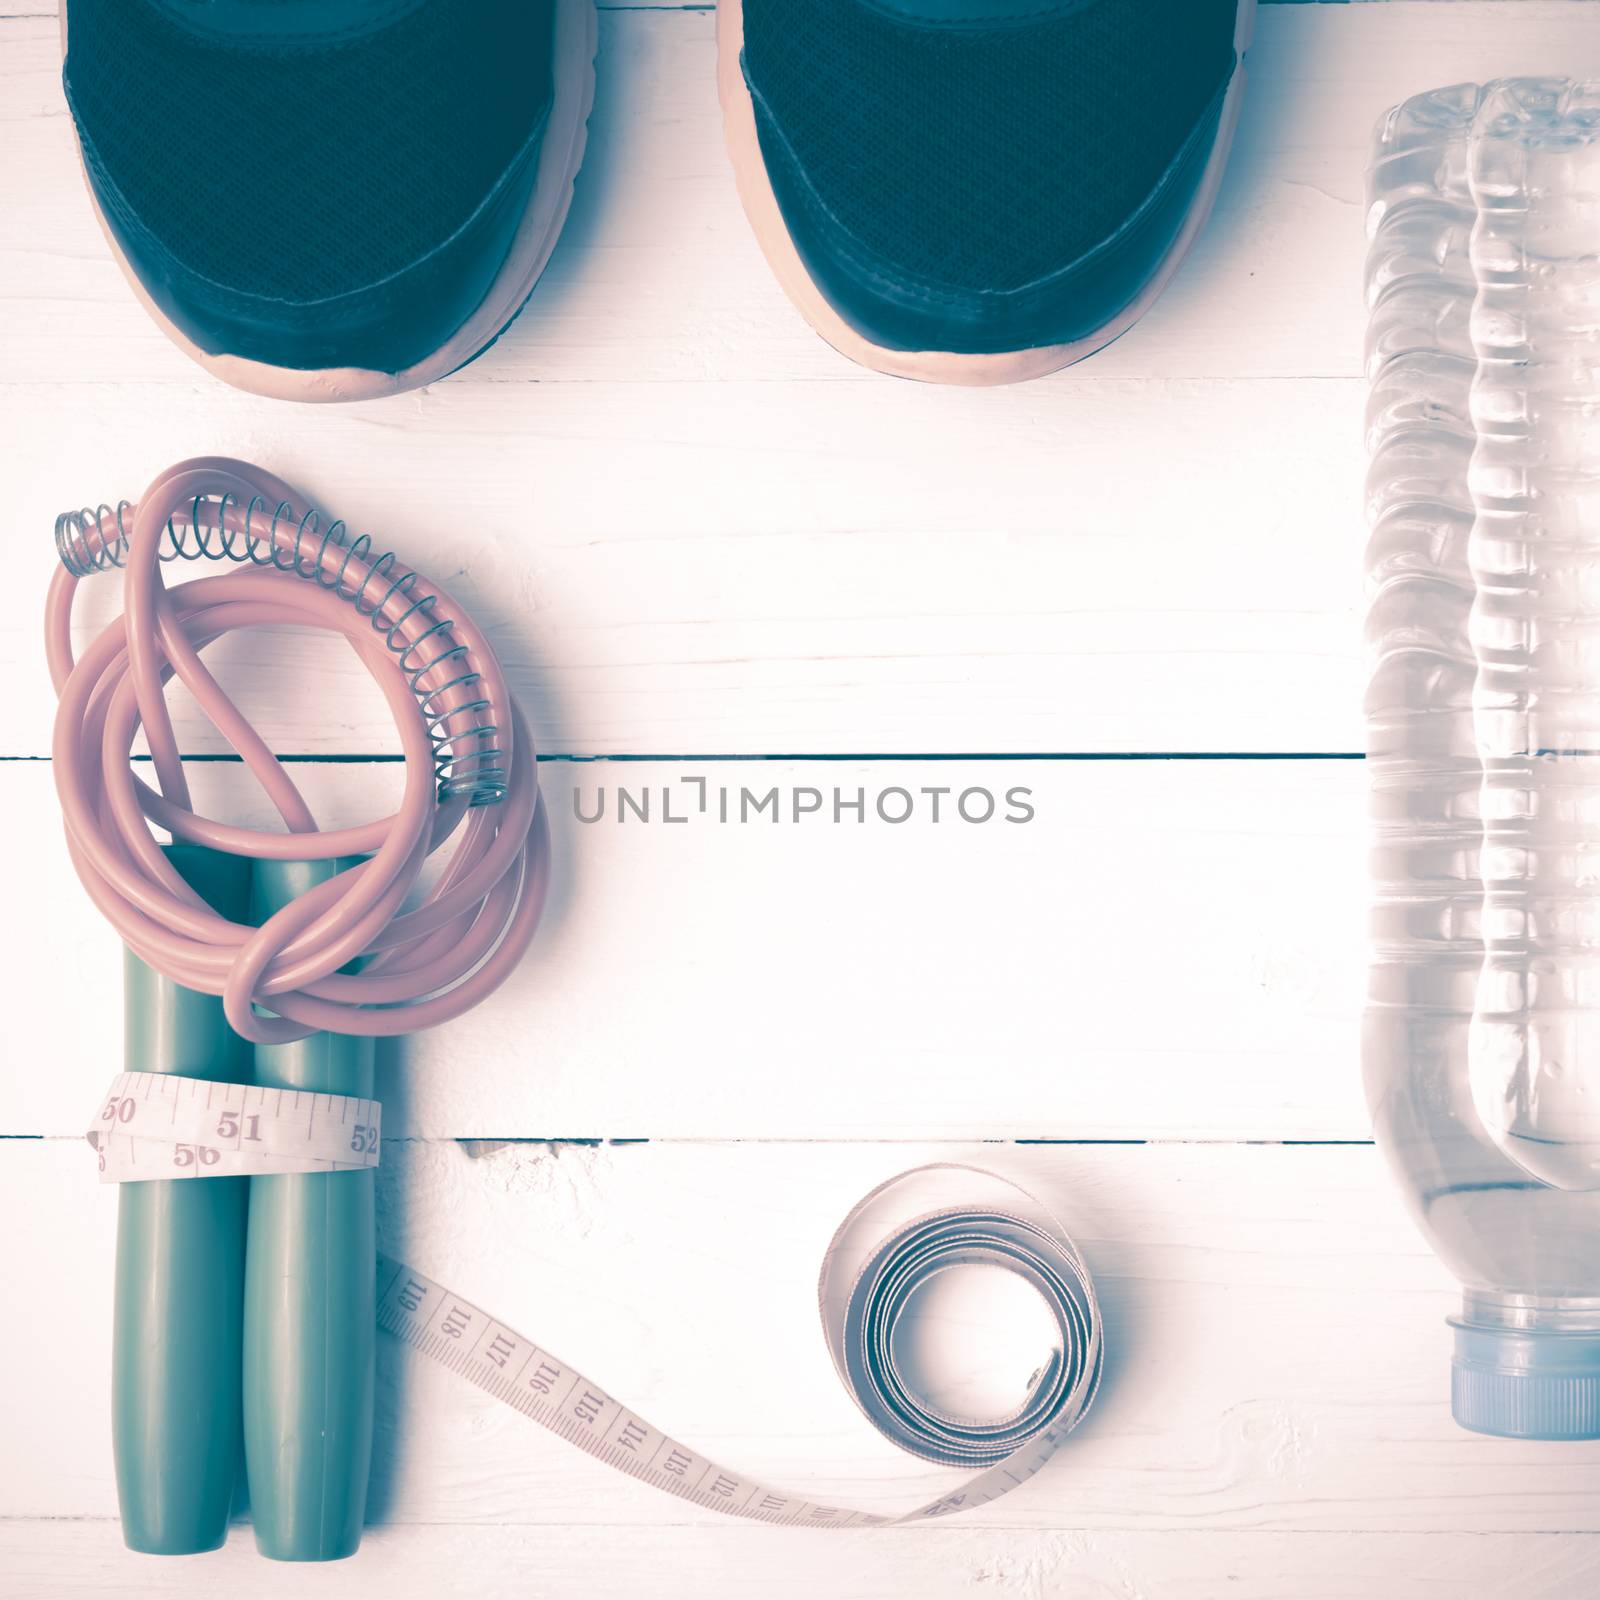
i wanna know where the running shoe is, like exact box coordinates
[718,0,1254,384]
[61,0,597,401]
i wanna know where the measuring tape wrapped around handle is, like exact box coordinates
[88,1070,382,1180]
[89,1080,1103,1526]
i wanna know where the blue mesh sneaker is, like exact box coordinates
[718,0,1254,383]
[61,0,597,401]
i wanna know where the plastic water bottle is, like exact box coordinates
[1365,80,1600,1440]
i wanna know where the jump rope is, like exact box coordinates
[49,460,1103,1557]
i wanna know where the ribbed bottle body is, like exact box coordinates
[1364,84,1600,1306]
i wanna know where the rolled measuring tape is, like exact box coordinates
[88,1077,1103,1527]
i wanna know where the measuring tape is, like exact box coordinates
[88,1070,381,1180]
[88,1077,1102,1525]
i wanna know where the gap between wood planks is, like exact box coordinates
[0,3,1374,18]
[3,1134,1379,1147]
[0,751,1367,762]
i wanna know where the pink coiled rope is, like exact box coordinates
[45,458,550,1046]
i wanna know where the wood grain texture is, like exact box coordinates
[2,4,1598,758]
[0,757,1367,1140]
[7,1524,1598,1600]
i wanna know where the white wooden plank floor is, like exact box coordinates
[5,2,1600,1596]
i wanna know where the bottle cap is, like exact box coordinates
[1451,1321,1600,1441]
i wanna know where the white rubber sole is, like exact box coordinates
[63,0,599,403]
[716,0,1257,386]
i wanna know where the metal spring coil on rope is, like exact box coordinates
[55,490,502,806]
